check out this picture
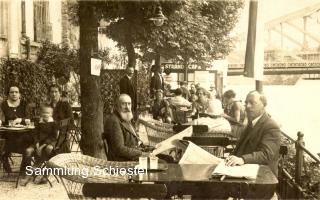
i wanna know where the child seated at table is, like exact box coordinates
[34,105,58,162]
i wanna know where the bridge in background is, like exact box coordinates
[227,3,320,76]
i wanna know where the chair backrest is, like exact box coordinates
[55,118,71,153]
[170,105,187,124]
[183,136,230,158]
[82,183,167,199]
[139,118,175,147]
[0,139,5,155]
[47,153,136,199]
[173,125,208,134]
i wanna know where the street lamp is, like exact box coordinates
[149,5,167,26]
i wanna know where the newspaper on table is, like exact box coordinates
[151,124,223,164]
[178,140,223,164]
[212,160,259,180]
[152,126,193,155]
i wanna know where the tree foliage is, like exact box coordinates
[76,0,243,68]
[36,41,79,82]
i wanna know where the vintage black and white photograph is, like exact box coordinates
[0,0,320,199]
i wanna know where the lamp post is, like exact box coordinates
[149,4,167,66]
[149,5,167,27]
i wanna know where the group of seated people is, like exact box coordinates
[104,90,281,183]
[0,84,73,184]
[150,82,246,136]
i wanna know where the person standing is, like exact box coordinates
[119,66,137,112]
[150,65,164,98]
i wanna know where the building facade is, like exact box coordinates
[0,0,71,60]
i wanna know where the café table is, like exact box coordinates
[0,126,35,154]
[132,164,278,199]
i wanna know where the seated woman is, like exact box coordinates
[192,87,222,115]
[191,99,231,134]
[151,89,170,122]
[0,85,32,173]
[169,88,192,108]
[222,90,246,139]
[0,85,31,126]
[222,90,246,124]
[44,84,73,153]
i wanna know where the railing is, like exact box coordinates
[278,131,320,199]
[229,62,320,69]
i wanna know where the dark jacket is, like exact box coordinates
[119,75,137,110]
[104,111,142,161]
[51,101,73,122]
[0,100,31,125]
[150,73,164,98]
[233,112,281,176]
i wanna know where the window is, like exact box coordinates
[0,1,8,39]
[33,0,51,42]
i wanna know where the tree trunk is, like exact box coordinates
[79,2,106,158]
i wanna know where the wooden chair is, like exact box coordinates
[83,183,167,199]
[47,153,137,200]
[183,136,231,158]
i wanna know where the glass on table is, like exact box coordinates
[149,156,159,169]
[29,121,35,128]
[8,120,14,127]
[139,156,148,169]
[25,119,31,126]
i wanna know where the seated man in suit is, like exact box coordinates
[225,91,281,177]
[104,94,150,161]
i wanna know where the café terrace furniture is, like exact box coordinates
[70,106,82,153]
[46,153,138,200]
[0,125,35,187]
[132,164,278,199]
[183,136,231,158]
[138,118,175,147]
[173,124,237,157]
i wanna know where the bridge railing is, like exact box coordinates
[278,131,320,199]
[229,62,320,69]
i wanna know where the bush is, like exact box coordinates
[0,58,51,106]
[36,40,79,81]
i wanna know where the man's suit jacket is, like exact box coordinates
[150,73,164,98]
[104,111,142,161]
[119,75,137,110]
[234,112,281,176]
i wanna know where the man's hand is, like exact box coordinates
[225,155,244,166]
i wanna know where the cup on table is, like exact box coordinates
[30,121,35,128]
[8,120,14,127]
[25,119,31,126]
[149,156,159,169]
[139,156,148,169]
